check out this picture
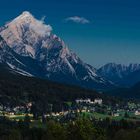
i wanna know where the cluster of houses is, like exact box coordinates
[76,98,103,105]
[0,99,140,121]
[0,102,32,116]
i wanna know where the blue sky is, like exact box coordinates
[0,0,140,67]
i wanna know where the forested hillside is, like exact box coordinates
[0,64,117,108]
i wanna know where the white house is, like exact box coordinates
[94,99,103,105]
[113,113,120,117]
[76,98,91,104]
[135,110,140,116]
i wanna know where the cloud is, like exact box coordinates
[41,16,46,23]
[65,16,90,24]
[30,16,52,36]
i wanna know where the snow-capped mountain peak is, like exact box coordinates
[0,11,54,58]
[4,11,52,37]
[13,11,34,22]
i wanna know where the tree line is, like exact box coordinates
[0,116,140,140]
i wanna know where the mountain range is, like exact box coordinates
[98,63,140,87]
[0,11,112,90]
[0,11,140,91]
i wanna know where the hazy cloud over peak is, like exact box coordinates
[30,16,52,36]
